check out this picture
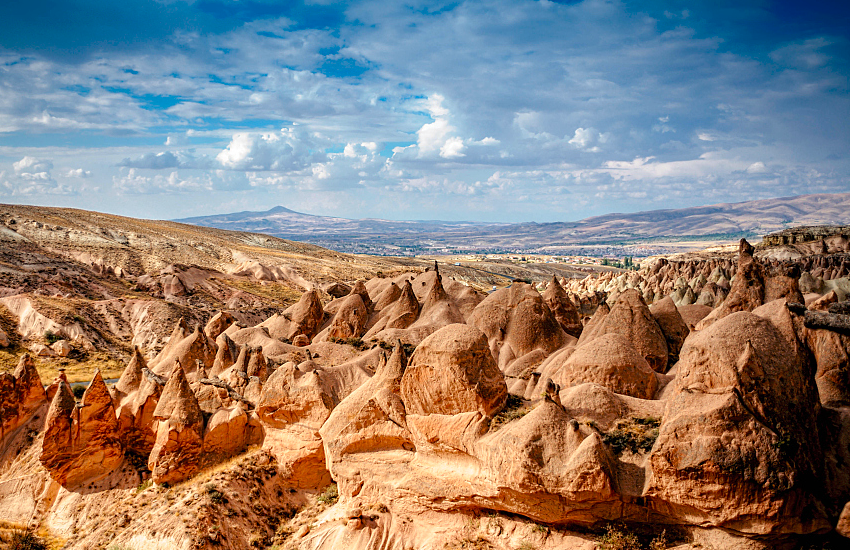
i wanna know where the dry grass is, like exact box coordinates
[215,278,303,306]
[0,351,125,384]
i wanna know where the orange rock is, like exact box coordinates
[553,333,658,399]
[148,362,204,484]
[401,324,507,417]
[40,371,123,486]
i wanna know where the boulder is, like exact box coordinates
[647,311,826,534]
[326,294,368,340]
[400,324,507,417]
[204,311,236,341]
[543,275,583,338]
[553,333,658,399]
[468,282,570,373]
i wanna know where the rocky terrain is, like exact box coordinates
[178,192,850,256]
[2,205,850,549]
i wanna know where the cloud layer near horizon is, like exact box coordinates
[0,0,847,222]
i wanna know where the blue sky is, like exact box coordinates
[0,0,847,222]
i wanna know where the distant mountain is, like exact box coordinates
[177,192,850,255]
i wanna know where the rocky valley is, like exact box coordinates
[1,205,850,550]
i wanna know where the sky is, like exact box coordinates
[0,0,848,223]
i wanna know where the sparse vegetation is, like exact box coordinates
[596,525,669,550]
[327,336,369,351]
[8,529,49,550]
[205,483,225,504]
[316,483,338,505]
[491,394,530,430]
[72,385,86,399]
[44,330,61,344]
[517,542,537,550]
[598,417,661,455]
[597,524,641,550]
[135,479,152,494]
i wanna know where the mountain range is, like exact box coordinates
[177,192,850,256]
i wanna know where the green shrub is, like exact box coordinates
[597,524,641,550]
[44,330,61,344]
[600,417,660,455]
[72,385,86,399]
[317,483,338,505]
[491,394,530,430]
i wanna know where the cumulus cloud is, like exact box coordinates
[216,128,319,171]
[65,168,92,178]
[568,128,608,152]
[0,156,76,195]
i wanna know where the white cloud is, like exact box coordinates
[746,161,767,173]
[1,156,76,195]
[440,136,466,159]
[216,127,318,171]
[568,127,608,152]
[65,168,91,178]
[113,169,214,194]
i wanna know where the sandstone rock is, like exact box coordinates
[30,343,56,357]
[262,289,325,341]
[115,368,163,454]
[0,326,9,348]
[649,296,690,364]
[113,346,146,399]
[553,333,658,399]
[578,289,669,372]
[811,290,839,311]
[202,405,250,458]
[41,371,124,487]
[677,303,713,330]
[210,331,239,377]
[401,324,507,417]
[150,326,215,378]
[543,275,583,338]
[468,282,570,374]
[647,311,825,534]
[326,294,368,340]
[321,343,413,478]
[204,311,236,341]
[696,239,767,329]
[149,361,205,484]
[50,339,72,357]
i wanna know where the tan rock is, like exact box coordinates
[204,311,236,341]
[401,324,507,417]
[321,343,413,477]
[50,339,72,357]
[149,362,205,484]
[553,333,658,399]
[113,346,146,399]
[543,275,583,338]
[291,334,310,347]
[203,405,250,458]
[578,289,669,372]
[647,311,825,534]
[326,293,368,340]
[150,326,215,378]
[677,303,713,330]
[468,282,571,374]
[649,296,690,364]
